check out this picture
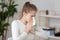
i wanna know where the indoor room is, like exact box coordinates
[0,0,60,40]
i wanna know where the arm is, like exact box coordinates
[11,21,28,40]
[30,29,48,39]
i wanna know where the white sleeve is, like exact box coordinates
[11,21,28,40]
[35,28,48,39]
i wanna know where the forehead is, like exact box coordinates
[29,11,36,17]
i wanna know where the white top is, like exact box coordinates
[11,20,48,40]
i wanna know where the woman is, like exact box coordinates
[11,2,48,40]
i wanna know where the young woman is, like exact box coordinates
[11,2,48,40]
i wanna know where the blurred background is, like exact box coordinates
[0,0,60,40]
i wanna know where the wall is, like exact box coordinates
[55,0,60,14]
[30,0,60,32]
[30,0,55,10]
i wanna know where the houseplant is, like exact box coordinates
[0,0,18,40]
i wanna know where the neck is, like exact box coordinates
[20,17,27,25]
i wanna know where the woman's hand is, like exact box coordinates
[25,18,33,33]
[29,29,35,35]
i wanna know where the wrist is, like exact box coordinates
[25,29,29,33]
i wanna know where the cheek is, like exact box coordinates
[27,16,31,21]
[25,15,31,21]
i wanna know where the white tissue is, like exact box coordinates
[33,17,36,26]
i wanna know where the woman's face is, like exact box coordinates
[24,11,36,22]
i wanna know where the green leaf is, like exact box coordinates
[12,1,15,5]
[2,22,9,27]
[13,4,18,7]
[0,3,3,5]
[0,0,18,36]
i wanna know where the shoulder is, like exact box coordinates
[11,20,18,24]
[11,20,19,31]
[11,20,20,30]
[11,20,19,26]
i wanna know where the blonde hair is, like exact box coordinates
[19,2,37,19]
